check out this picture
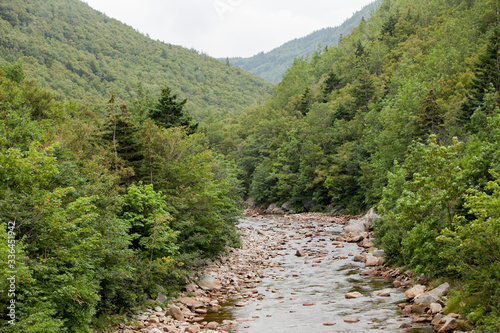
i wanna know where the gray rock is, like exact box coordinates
[281,201,295,213]
[266,204,285,214]
[156,292,168,304]
[197,274,222,290]
[414,283,450,305]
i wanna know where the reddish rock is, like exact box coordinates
[345,292,364,299]
[405,284,426,301]
[323,322,336,326]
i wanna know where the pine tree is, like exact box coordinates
[459,27,500,124]
[148,86,198,134]
[414,87,443,139]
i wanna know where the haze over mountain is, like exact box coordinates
[226,0,381,83]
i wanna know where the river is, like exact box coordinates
[205,215,434,333]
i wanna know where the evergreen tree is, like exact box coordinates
[414,87,443,139]
[148,86,198,134]
[100,95,142,183]
[459,28,500,124]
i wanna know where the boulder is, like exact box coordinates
[266,204,285,214]
[414,283,450,305]
[281,201,295,213]
[405,284,426,301]
[166,305,184,321]
[197,274,222,290]
[365,253,384,266]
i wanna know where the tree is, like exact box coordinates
[459,27,500,125]
[148,86,197,134]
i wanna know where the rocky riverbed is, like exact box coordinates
[113,211,472,333]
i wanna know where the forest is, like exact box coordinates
[209,0,500,330]
[226,0,381,84]
[1,0,500,331]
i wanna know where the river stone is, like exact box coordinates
[178,297,204,309]
[345,292,364,299]
[344,317,360,323]
[358,238,374,248]
[197,274,222,290]
[405,284,426,301]
[430,302,443,314]
[207,322,219,329]
[166,305,184,321]
[323,322,336,326]
[365,253,383,266]
[414,282,450,305]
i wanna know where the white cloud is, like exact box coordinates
[83,0,375,58]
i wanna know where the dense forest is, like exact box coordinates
[0,0,272,120]
[210,0,500,330]
[227,0,381,83]
[0,61,244,332]
[1,0,500,331]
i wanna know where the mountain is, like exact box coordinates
[226,0,381,84]
[0,0,273,120]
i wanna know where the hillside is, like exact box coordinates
[211,0,500,329]
[226,0,381,84]
[0,0,273,120]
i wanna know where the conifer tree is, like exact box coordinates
[148,86,198,134]
[460,28,500,124]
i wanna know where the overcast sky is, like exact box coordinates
[82,0,375,58]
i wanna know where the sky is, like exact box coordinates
[82,0,375,58]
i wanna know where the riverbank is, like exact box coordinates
[112,211,471,333]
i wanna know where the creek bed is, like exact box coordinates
[205,216,434,333]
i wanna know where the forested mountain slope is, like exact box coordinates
[226,0,381,83]
[212,0,500,329]
[0,0,273,120]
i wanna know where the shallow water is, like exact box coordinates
[206,216,434,333]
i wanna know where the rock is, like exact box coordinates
[185,326,199,333]
[438,316,458,332]
[430,302,443,314]
[344,317,360,323]
[295,249,306,257]
[405,284,426,301]
[344,218,370,233]
[372,249,385,257]
[154,306,163,312]
[302,303,315,306]
[166,305,185,321]
[207,322,219,329]
[323,321,337,326]
[123,330,134,333]
[148,329,162,333]
[147,316,159,324]
[353,254,365,262]
[365,253,383,266]
[345,292,364,299]
[364,208,381,224]
[414,282,450,305]
[178,297,204,309]
[197,274,222,291]
[377,290,391,297]
[358,238,374,248]
[431,313,444,326]
[281,201,295,213]
[266,204,285,214]
[157,292,168,304]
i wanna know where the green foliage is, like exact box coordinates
[148,86,197,133]
[0,61,242,331]
[0,0,272,121]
